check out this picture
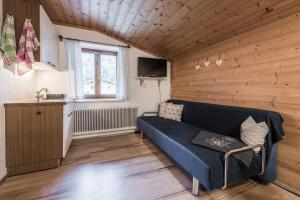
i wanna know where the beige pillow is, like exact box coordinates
[241,116,269,153]
[164,103,184,121]
[159,102,170,117]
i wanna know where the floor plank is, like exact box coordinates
[0,134,298,200]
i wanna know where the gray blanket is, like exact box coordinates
[191,130,253,167]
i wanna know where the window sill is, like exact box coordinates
[74,98,124,103]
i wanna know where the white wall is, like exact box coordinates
[36,25,171,115]
[35,70,68,94]
[0,0,37,180]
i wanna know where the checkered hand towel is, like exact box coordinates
[0,14,17,73]
[17,18,40,75]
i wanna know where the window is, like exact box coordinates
[81,48,117,98]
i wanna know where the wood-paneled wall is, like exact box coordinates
[171,13,300,191]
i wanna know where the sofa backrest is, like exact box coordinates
[167,99,283,141]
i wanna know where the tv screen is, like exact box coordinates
[137,57,167,77]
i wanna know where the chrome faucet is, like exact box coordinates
[35,88,48,102]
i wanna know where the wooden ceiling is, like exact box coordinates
[41,0,300,59]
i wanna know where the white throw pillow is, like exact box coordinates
[241,116,269,153]
[159,102,171,118]
[164,103,184,121]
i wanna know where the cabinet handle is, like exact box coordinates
[36,111,42,115]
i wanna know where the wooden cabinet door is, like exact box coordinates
[5,105,63,169]
[38,105,63,160]
[40,6,59,67]
[5,106,36,166]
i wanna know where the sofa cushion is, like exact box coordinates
[158,102,169,118]
[241,116,269,153]
[137,116,261,191]
[164,103,184,121]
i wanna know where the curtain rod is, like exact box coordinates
[58,35,131,48]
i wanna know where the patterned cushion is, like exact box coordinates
[241,116,269,153]
[159,103,170,117]
[164,103,184,121]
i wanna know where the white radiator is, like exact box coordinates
[73,106,138,138]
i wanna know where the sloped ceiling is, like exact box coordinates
[41,0,300,60]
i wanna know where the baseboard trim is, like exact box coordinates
[72,128,136,139]
[0,174,7,185]
[274,180,300,196]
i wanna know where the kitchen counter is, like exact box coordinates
[4,99,73,107]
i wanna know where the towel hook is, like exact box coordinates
[26,16,31,20]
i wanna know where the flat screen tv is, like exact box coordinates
[137,57,167,77]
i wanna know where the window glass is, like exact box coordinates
[101,54,117,95]
[82,52,95,96]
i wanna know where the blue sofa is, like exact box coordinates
[137,99,284,195]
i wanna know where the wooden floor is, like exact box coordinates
[0,134,298,200]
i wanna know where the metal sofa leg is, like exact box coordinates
[192,177,200,196]
[140,131,144,139]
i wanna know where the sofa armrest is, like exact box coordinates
[142,112,158,116]
[223,144,265,189]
